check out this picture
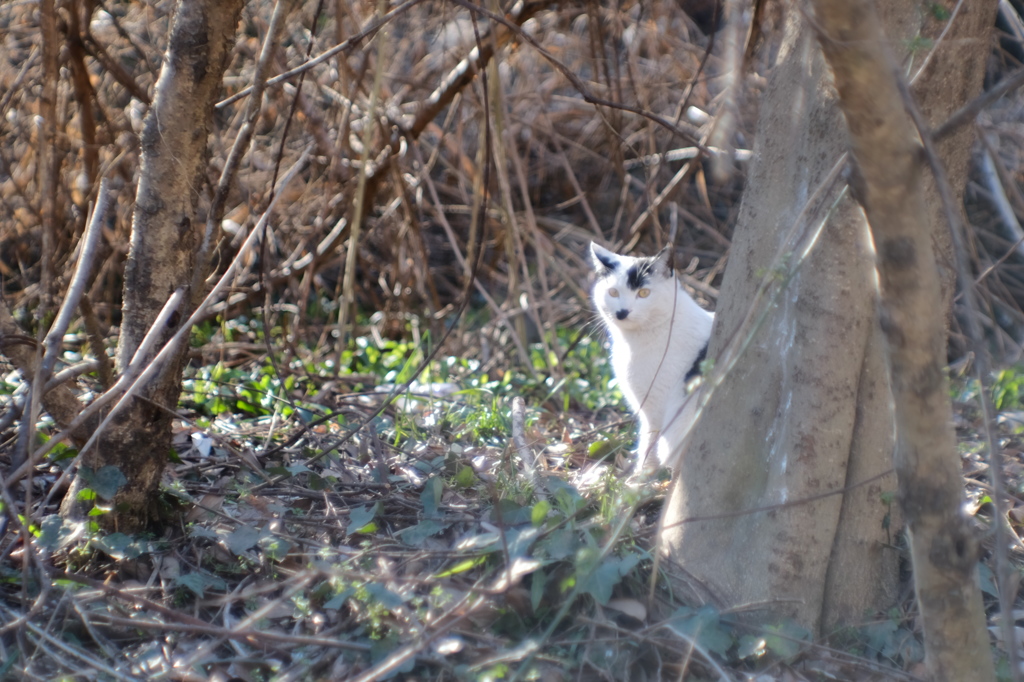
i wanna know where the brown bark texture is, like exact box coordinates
[811,0,996,678]
[60,0,244,530]
[659,0,996,638]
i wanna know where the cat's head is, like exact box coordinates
[590,243,674,331]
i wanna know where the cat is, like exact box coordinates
[590,242,714,470]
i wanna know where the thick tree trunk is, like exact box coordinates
[659,0,995,637]
[811,1,996,678]
[60,0,244,531]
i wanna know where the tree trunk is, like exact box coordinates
[60,0,244,531]
[811,0,996,678]
[659,0,996,638]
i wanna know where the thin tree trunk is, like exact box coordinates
[810,0,996,678]
[60,0,244,531]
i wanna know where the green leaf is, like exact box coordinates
[455,465,476,488]
[79,466,127,500]
[863,619,898,657]
[977,563,998,598]
[347,504,379,536]
[505,526,541,558]
[421,476,443,518]
[763,619,810,660]
[929,3,951,20]
[36,515,72,550]
[536,527,577,560]
[737,635,766,660]
[258,534,292,561]
[324,587,355,610]
[587,439,620,459]
[669,605,734,658]
[397,519,449,546]
[548,478,585,515]
[491,499,532,525]
[531,499,551,527]
[577,551,640,605]
[174,572,226,598]
[93,532,148,560]
[226,526,260,555]
[364,583,407,609]
[434,555,487,578]
[531,567,547,613]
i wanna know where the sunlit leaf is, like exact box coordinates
[347,504,379,536]
[434,555,487,578]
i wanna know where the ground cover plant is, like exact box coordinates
[4,0,1024,679]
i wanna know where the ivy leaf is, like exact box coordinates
[763,619,810,660]
[258,533,292,561]
[397,519,449,546]
[978,563,998,598]
[491,499,532,525]
[668,605,734,658]
[531,567,548,612]
[421,476,443,518]
[577,550,640,605]
[531,500,551,527]
[79,466,127,500]
[347,504,379,536]
[226,525,260,555]
[174,572,226,598]
[863,619,898,659]
[364,583,407,609]
[737,635,766,660]
[93,532,148,560]
[36,515,72,550]
[324,587,355,611]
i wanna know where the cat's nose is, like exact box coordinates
[616,310,629,320]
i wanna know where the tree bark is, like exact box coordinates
[659,0,996,638]
[60,0,244,531]
[811,0,996,678]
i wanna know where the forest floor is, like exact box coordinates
[2,321,1021,682]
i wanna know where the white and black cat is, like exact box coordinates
[590,242,714,470]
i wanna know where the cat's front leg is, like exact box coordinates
[635,417,659,471]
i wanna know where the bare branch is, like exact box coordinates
[215,0,425,110]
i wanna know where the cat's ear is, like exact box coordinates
[590,242,619,273]
[653,245,675,275]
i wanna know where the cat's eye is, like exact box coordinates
[609,288,620,298]
[637,288,651,298]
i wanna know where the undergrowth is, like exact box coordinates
[6,321,1022,680]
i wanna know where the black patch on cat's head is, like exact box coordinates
[625,262,650,290]
[625,247,672,289]
[590,242,619,275]
[625,258,661,289]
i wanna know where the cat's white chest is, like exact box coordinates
[610,325,677,415]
